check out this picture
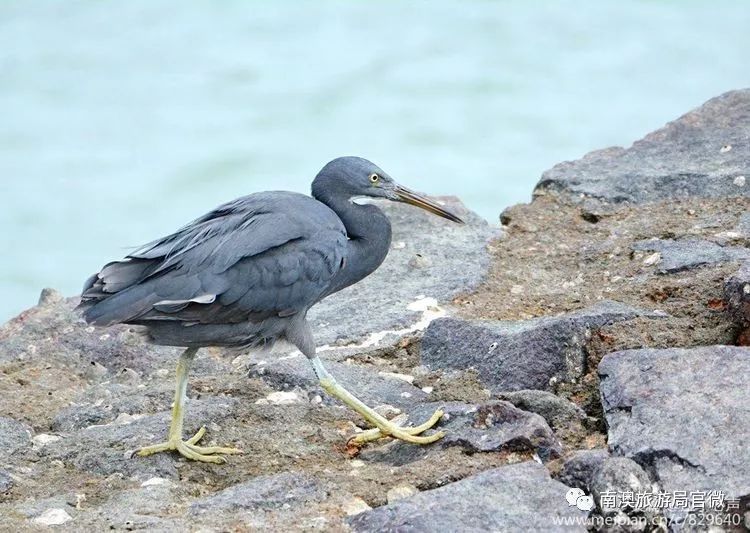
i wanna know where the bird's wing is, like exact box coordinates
[81,193,348,326]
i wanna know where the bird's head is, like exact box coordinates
[313,156,464,224]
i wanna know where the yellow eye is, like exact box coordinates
[369,173,380,183]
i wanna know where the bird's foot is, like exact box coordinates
[348,409,445,445]
[135,426,243,464]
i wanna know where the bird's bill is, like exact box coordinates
[393,185,464,224]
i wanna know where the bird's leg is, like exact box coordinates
[310,356,444,445]
[136,347,242,464]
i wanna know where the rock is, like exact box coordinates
[422,300,662,392]
[556,449,610,491]
[31,508,73,526]
[632,238,750,274]
[348,461,586,532]
[556,457,667,531]
[0,416,32,460]
[535,89,750,205]
[190,471,324,514]
[255,391,302,405]
[496,390,590,432]
[307,199,498,348]
[641,252,661,267]
[361,401,562,465]
[724,261,750,328]
[0,295,179,373]
[589,457,657,515]
[248,356,427,408]
[588,457,665,532]
[598,347,750,517]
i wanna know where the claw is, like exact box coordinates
[348,409,445,445]
[137,427,243,463]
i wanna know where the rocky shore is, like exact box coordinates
[1,89,749,531]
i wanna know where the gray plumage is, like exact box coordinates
[80,156,462,355]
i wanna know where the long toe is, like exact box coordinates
[135,434,242,463]
[136,441,175,457]
[390,428,445,444]
[176,441,228,464]
[184,443,243,455]
[186,426,207,445]
[349,409,445,445]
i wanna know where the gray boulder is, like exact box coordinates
[0,293,181,375]
[424,400,562,461]
[589,457,663,532]
[598,347,750,512]
[590,457,656,514]
[422,300,661,392]
[535,89,750,205]
[632,238,750,274]
[556,449,610,491]
[497,389,591,432]
[348,461,586,532]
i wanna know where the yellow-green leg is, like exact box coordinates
[311,356,444,445]
[136,347,242,464]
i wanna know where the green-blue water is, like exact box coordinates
[2,1,749,321]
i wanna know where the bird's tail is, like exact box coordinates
[78,258,162,326]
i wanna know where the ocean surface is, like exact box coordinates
[1,1,749,321]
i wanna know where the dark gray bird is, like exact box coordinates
[80,156,463,463]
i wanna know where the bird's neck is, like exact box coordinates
[313,189,392,295]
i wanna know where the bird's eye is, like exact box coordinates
[369,173,380,183]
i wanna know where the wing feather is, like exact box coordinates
[80,192,348,326]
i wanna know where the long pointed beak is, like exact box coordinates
[394,185,464,224]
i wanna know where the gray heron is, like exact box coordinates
[80,156,463,463]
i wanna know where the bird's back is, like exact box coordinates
[80,191,348,350]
